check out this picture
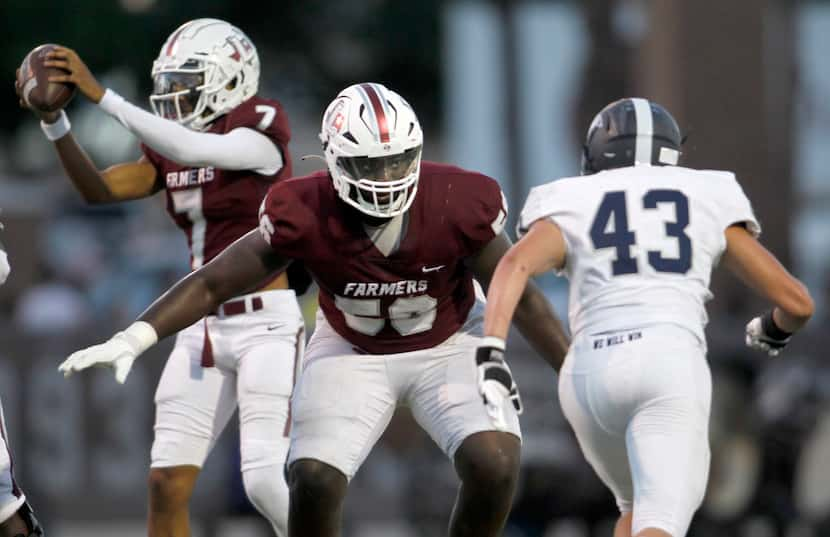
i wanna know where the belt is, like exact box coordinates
[202,296,265,366]
[211,296,264,317]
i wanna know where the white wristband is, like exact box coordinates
[481,336,506,351]
[40,110,71,141]
[119,321,159,356]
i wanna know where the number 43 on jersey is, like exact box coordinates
[590,189,692,276]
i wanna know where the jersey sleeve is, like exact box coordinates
[516,181,572,276]
[716,172,761,237]
[226,98,292,178]
[257,180,312,259]
[455,174,508,254]
[517,181,562,237]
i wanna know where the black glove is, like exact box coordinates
[745,310,792,356]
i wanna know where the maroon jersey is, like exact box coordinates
[258,161,508,354]
[142,96,292,269]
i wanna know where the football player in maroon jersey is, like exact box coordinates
[17,19,302,537]
[0,238,44,537]
[60,83,570,537]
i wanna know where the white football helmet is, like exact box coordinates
[149,19,259,131]
[320,83,423,218]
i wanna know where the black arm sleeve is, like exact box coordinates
[138,230,290,339]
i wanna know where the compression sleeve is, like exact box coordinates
[98,89,283,175]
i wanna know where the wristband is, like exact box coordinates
[481,336,506,351]
[119,321,159,355]
[40,110,71,141]
[761,310,792,340]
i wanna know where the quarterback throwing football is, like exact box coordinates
[60,82,570,537]
[478,98,814,537]
[17,19,303,537]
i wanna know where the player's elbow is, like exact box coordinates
[500,250,533,280]
[781,280,814,323]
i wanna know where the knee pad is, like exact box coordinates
[242,465,289,537]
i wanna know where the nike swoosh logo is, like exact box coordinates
[422,265,445,273]
[267,323,285,331]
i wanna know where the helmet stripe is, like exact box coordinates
[631,98,653,165]
[360,83,390,143]
[165,24,189,57]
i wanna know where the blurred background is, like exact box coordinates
[1,0,829,536]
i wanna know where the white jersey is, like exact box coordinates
[518,165,760,342]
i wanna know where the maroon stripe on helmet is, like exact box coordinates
[360,83,390,143]
[165,25,188,57]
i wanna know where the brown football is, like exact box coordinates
[17,44,76,113]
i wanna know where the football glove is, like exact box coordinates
[59,321,158,383]
[476,337,523,432]
[745,310,792,357]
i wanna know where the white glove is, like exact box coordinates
[0,250,9,286]
[475,336,523,431]
[59,321,158,383]
[745,311,792,357]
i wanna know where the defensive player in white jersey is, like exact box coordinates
[477,98,814,537]
[0,234,44,537]
[16,19,303,537]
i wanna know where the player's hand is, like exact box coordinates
[59,321,158,383]
[43,46,105,104]
[476,337,523,431]
[14,68,61,122]
[745,311,792,357]
[59,333,139,383]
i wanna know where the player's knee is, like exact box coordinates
[455,434,520,492]
[287,459,347,506]
[148,467,197,509]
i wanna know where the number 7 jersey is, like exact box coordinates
[142,96,292,270]
[518,165,761,342]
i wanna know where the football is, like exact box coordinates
[17,44,76,113]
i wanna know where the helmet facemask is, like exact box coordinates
[149,62,210,125]
[334,146,422,218]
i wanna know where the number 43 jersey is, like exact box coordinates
[142,96,292,270]
[518,165,761,342]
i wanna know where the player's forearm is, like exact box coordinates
[483,254,531,340]
[138,231,288,339]
[98,90,281,172]
[723,226,814,332]
[513,280,570,371]
[52,134,116,203]
[772,288,814,333]
[137,270,227,339]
